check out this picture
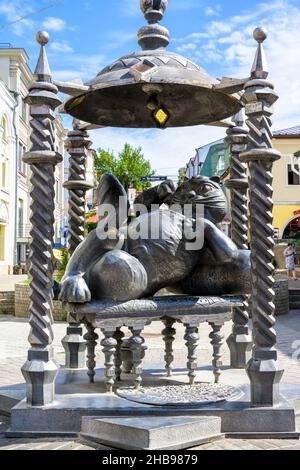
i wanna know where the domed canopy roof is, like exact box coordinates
[64,1,242,128]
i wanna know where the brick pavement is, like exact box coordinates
[0,417,300,450]
[0,311,300,450]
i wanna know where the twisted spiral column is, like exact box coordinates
[225,115,253,368]
[64,122,93,256]
[21,31,62,406]
[62,122,93,369]
[241,28,284,407]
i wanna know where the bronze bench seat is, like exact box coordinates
[65,296,242,392]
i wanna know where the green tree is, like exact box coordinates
[178,167,187,185]
[94,143,154,191]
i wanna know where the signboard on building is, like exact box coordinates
[139,176,168,182]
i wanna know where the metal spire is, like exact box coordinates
[138,0,170,50]
[251,27,268,80]
[34,31,52,82]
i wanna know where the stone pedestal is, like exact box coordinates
[62,326,86,369]
[227,327,252,369]
[246,359,284,407]
[21,347,58,407]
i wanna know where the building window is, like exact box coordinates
[56,180,59,203]
[288,164,300,185]
[0,224,5,260]
[18,199,24,238]
[1,115,8,142]
[21,98,27,122]
[216,153,226,173]
[18,142,26,174]
[1,114,8,190]
[1,162,6,189]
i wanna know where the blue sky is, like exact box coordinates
[1,0,300,174]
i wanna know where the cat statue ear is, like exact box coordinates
[94,173,129,228]
[210,176,221,185]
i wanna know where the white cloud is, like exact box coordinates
[0,1,34,35]
[52,52,106,82]
[50,41,73,53]
[175,0,300,132]
[42,16,65,32]
[205,5,221,17]
[57,0,300,173]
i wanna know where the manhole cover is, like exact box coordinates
[117,383,243,407]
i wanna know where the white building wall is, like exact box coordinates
[0,48,67,272]
[0,80,17,274]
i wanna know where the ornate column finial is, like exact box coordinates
[138,0,170,50]
[21,31,62,406]
[251,27,268,79]
[241,28,283,407]
[35,31,51,81]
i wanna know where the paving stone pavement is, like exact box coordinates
[0,310,300,450]
[0,416,300,450]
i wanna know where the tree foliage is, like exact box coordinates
[94,143,154,191]
[178,167,187,185]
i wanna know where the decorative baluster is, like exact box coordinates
[225,112,253,368]
[162,319,176,377]
[113,328,125,381]
[184,324,199,386]
[129,326,146,389]
[241,28,284,406]
[62,120,93,369]
[21,32,62,406]
[84,324,98,383]
[209,323,224,384]
[101,329,117,392]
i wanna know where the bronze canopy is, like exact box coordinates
[63,0,242,128]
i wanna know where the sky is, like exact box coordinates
[0,0,300,176]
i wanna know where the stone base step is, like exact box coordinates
[81,416,222,451]
[290,302,300,310]
[289,289,300,295]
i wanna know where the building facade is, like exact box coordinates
[0,46,66,275]
[272,126,300,240]
[186,139,230,180]
[184,139,232,233]
[218,125,300,241]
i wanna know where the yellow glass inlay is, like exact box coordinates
[154,108,169,126]
[68,95,86,110]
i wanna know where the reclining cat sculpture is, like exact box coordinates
[59,173,251,303]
